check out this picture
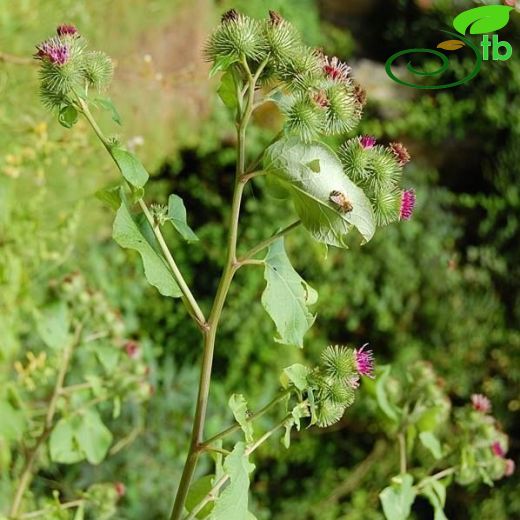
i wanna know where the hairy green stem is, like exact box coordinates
[239,220,302,263]
[185,416,290,520]
[169,62,259,520]
[20,500,84,519]
[398,432,407,474]
[77,96,207,330]
[200,391,290,449]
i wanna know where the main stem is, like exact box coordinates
[169,69,255,520]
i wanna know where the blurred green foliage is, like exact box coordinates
[1,0,519,519]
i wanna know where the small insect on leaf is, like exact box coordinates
[329,190,353,213]
[437,40,466,51]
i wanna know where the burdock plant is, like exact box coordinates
[33,12,415,520]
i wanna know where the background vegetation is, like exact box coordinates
[0,0,518,518]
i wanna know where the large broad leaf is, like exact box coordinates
[168,194,199,242]
[262,238,317,348]
[36,301,70,350]
[228,394,254,444]
[111,147,149,188]
[210,442,255,520]
[113,196,182,298]
[379,474,416,520]
[0,401,25,442]
[453,5,513,35]
[263,137,375,248]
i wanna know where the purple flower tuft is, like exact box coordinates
[35,38,70,65]
[360,135,376,149]
[471,393,491,414]
[505,459,515,477]
[354,344,374,378]
[492,441,505,458]
[57,24,79,38]
[400,189,416,221]
[322,55,351,83]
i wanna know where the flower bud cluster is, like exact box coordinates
[36,25,113,110]
[205,10,364,141]
[340,136,415,225]
[455,394,515,484]
[284,345,375,428]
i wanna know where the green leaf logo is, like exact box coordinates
[453,5,513,35]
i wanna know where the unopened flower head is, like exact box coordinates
[389,142,411,166]
[57,24,79,38]
[491,441,505,458]
[322,55,351,83]
[221,9,239,23]
[269,10,284,26]
[124,340,140,359]
[360,135,376,149]
[505,459,515,477]
[400,189,416,221]
[354,344,374,378]
[35,38,70,65]
[471,393,491,414]
[313,89,329,108]
[353,81,367,107]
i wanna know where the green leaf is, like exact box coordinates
[95,184,122,211]
[379,474,416,520]
[167,194,199,242]
[49,417,84,464]
[111,147,149,188]
[262,238,317,348]
[73,503,85,520]
[420,480,448,520]
[185,475,214,519]
[74,409,113,465]
[419,431,443,460]
[95,97,122,125]
[209,54,239,77]
[453,5,513,35]
[228,394,254,444]
[36,301,70,350]
[0,401,24,442]
[93,344,120,373]
[210,442,255,520]
[282,364,311,391]
[264,137,375,248]
[58,105,79,128]
[375,365,400,423]
[218,71,237,110]
[113,195,182,298]
[50,411,112,465]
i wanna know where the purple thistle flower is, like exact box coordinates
[354,344,374,378]
[389,142,411,166]
[57,24,79,38]
[322,55,351,83]
[400,189,416,221]
[471,393,492,414]
[492,441,505,458]
[35,38,70,65]
[505,459,515,477]
[360,135,376,149]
